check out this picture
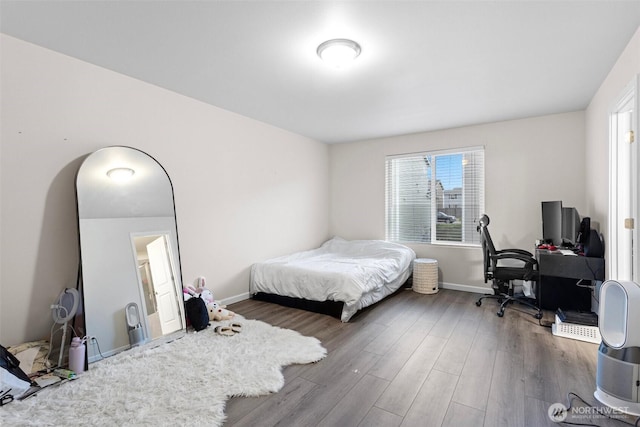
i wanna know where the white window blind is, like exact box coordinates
[385,147,485,245]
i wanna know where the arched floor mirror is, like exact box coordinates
[76,146,185,363]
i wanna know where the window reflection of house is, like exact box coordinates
[434,181,444,210]
[443,187,462,217]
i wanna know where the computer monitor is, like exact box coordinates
[561,207,580,246]
[542,201,563,246]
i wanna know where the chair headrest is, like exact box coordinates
[479,214,490,227]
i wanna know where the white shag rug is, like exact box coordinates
[0,317,326,426]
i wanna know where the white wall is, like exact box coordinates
[329,111,586,290]
[585,26,640,277]
[0,35,329,346]
[3,24,638,347]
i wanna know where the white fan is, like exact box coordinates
[51,288,80,368]
[595,280,640,416]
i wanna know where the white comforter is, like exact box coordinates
[250,237,416,321]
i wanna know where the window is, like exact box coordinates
[385,147,485,245]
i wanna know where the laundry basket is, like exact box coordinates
[413,258,439,294]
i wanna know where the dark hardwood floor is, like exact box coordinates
[226,289,635,427]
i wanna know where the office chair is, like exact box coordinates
[475,214,543,319]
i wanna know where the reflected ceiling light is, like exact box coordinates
[317,38,361,68]
[107,167,135,182]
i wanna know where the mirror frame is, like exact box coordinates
[75,146,186,364]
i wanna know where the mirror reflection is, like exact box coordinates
[76,146,185,363]
[133,234,182,340]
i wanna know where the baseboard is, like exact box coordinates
[88,343,128,363]
[440,282,491,294]
[220,292,251,306]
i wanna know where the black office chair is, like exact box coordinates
[475,214,542,319]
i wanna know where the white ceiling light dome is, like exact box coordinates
[317,38,361,68]
[107,167,135,182]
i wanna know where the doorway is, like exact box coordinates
[133,234,183,340]
[609,75,639,282]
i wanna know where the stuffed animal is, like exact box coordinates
[183,285,197,301]
[194,283,227,309]
[193,277,217,305]
[207,302,235,321]
[195,276,206,289]
[197,288,215,305]
[191,276,234,319]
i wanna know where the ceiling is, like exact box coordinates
[2,1,640,144]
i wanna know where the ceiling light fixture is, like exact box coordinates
[317,38,361,68]
[107,167,135,182]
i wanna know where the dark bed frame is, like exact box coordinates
[252,274,413,320]
[252,292,345,319]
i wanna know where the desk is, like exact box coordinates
[535,249,605,311]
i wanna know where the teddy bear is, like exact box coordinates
[207,301,235,321]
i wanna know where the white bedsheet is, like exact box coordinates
[250,237,416,321]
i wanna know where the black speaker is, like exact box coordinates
[576,217,591,245]
[584,229,604,258]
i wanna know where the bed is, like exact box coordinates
[250,237,416,321]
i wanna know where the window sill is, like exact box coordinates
[391,240,480,249]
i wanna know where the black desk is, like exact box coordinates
[535,249,605,311]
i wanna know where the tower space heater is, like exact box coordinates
[596,280,640,416]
